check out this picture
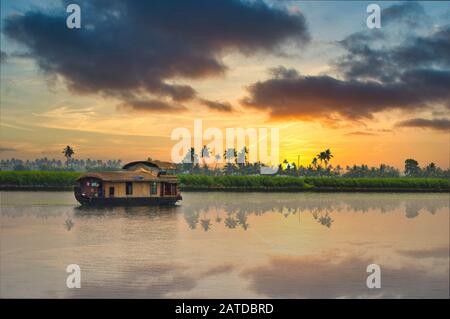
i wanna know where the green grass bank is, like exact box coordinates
[0,171,448,192]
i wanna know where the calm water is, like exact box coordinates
[0,191,448,298]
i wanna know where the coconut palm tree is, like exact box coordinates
[223,148,237,163]
[201,145,210,166]
[237,147,248,165]
[62,145,74,168]
[317,149,333,167]
[323,149,333,165]
[311,157,318,169]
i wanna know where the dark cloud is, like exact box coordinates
[241,67,450,120]
[334,3,447,84]
[382,1,432,28]
[118,99,187,113]
[0,146,17,152]
[345,131,377,136]
[396,118,450,131]
[199,99,234,112]
[0,50,7,63]
[335,26,450,83]
[3,0,309,112]
[242,2,450,122]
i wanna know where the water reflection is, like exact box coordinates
[1,192,448,298]
[1,193,448,232]
[180,193,448,231]
[64,218,74,231]
[242,251,449,298]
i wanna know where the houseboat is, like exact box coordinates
[74,160,182,206]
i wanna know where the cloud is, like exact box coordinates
[0,146,17,152]
[0,50,7,63]
[3,0,309,112]
[242,3,450,123]
[241,67,450,120]
[199,99,234,112]
[345,131,377,136]
[382,1,432,28]
[396,118,450,131]
[336,25,450,82]
[118,99,187,113]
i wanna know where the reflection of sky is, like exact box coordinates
[1,191,449,298]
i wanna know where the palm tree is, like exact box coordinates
[311,157,318,169]
[189,147,196,164]
[405,158,420,177]
[237,147,248,165]
[201,145,210,166]
[223,148,237,164]
[62,145,74,168]
[323,149,333,165]
[214,154,221,172]
[317,149,333,167]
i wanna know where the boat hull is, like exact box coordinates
[74,187,181,206]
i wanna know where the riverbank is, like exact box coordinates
[0,171,448,192]
[179,175,450,192]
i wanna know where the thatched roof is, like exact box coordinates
[122,160,177,170]
[76,168,178,182]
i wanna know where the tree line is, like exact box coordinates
[177,146,449,178]
[0,145,448,178]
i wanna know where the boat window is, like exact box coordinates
[126,182,133,195]
[150,182,157,195]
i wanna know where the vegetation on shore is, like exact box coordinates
[2,147,449,178]
[179,175,449,191]
[0,171,79,189]
[0,146,448,192]
[1,171,448,192]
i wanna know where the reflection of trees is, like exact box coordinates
[184,211,200,230]
[405,205,420,219]
[2,193,447,232]
[180,193,449,231]
[311,210,333,228]
[64,218,74,231]
[224,216,238,229]
[318,213,333,228]
[236,211,249,230]
[200,218,211,231]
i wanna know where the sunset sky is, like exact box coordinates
[1,0,449,168]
